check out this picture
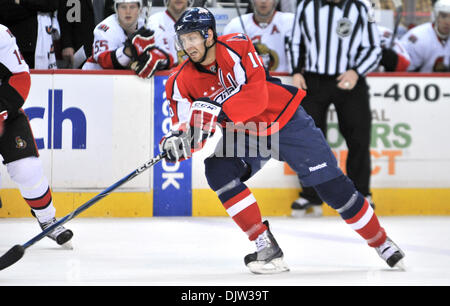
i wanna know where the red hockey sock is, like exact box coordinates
[222,188,267,241]
[345,199,387,247]
[24,186,52,210]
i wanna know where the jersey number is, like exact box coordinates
[13,49,24,65]
[248,52,263,68]
[94,40,109,54]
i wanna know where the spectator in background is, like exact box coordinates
[83,0,173,79]
[58,0,117,69]
[378,25,411,72]
[400,0,450,72]
[0,0,59,69]
[105,0,117,17]
[223,0,294,73]
[58,0,95,68]
[148,0,193,66]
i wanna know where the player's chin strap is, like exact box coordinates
[434,24,449,40]
[188,34,216,64]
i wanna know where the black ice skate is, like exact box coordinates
[375,236,405,269]
[38,218,74,246]
[244,221,289,274]
[291,198,323,217]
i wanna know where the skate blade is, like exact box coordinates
[247,258,290,274]
[291,209,307,218]
[291,206,322,218]
[394,259,406,271]
[60,241,74,250]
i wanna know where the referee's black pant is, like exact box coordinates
[298,72,372,204]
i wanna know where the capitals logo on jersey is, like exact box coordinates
[213,68,238,103]
[198,67,238,103]
[227,33,248,42]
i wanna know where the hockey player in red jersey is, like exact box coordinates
[0,24,73,246]
[160,7,405,274]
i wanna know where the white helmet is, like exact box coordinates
[433,0,450,21]
[114,0,143,14]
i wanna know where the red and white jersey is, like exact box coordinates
[223,12,295,73]
[400,22,450,72]
[0,24,31,107]
[148,10,185,65]
[0,24,29,77]
[378,26,410,61]
[82,14,146,70]
[166,33,305,136]
[378,25,410,71]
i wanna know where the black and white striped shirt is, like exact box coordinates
[292,0,381,76]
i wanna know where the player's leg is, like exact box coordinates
[204,157,267,241]
[204,150,288,274]
[280,106,404,268]
[0,111,73,245]
[314,176,404,268]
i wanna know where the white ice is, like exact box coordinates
[0,216,449,286]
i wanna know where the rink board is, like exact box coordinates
[0,71,449,217]
[0,188,449,218]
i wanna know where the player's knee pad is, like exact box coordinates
[204,157,249,192]
[314,175,365,219]
[6,156,49,198]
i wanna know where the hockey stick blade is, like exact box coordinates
[0,152,167,271]
[0,245,25,271]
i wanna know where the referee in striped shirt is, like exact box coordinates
[290,0,381,217]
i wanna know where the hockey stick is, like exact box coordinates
[233,0,248,36]
[390,0,403,48]
[0,152,167,271]
[143,0,153,27]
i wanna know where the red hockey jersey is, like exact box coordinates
[165,33,306,136]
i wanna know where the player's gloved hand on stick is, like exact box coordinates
[0,110,8,137]
[124,26,155,59]
[159,98,224,162]
[188,97,223,150]
[159,123,191,163]
[130,47,172,79]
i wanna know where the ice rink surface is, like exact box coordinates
[0,216,449,286]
